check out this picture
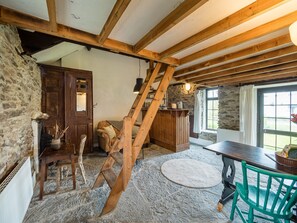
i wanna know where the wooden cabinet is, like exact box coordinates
[143,109,190,152]
[41,65,93,153]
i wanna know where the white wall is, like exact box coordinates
[61,47,148,131]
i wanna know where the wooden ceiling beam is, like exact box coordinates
[46,0,57,32]
[160,0,289,59]
[178,45,297,81]
[133,0,208,53]
[97,0,131,44]
[180,10,297,65]
[202,68,297,86]
[194,62,297,84]
[174,34,291,76]
[186,53,297,83]
[0,6,179,66]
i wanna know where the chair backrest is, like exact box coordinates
[241,161,297,216]
[78,134,87,158]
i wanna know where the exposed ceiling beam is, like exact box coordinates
[202,68,297,86]
[194,61,297,84]
[0,6,179,66]
[186,53,297,83]
[46,0,57,32]
[180,10,297,65]
[133,0,208,53]
[97,0,131,44]
[174,34,291,76]
[160,0,289,59]
[178,45,297,81]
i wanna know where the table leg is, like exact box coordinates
[217,156,236,211]
[39,159,46,200]
[71,155,76,190]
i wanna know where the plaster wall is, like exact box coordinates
[61,48,148,129]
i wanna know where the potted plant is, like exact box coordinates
[51,122,69,150]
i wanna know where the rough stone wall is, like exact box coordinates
[0,25,41,181]
[167,84,196,114]
[218,86,240,130]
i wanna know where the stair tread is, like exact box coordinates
[102,169,117,189]
[110,152,123,165]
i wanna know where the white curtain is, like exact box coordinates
[239,85,256,145]
[193,90,202,133]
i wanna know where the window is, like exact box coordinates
[206,88,218,130]
[258,86,297,151]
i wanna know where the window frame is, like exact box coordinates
[206,87,219,131]
[257,85,297,151]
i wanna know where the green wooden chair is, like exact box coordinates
[230,161,297,223]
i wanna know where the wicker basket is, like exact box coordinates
[275,151,297,167]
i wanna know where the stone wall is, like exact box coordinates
[167,84,196,114]
[0,25,41,181]
[218,86,240,130]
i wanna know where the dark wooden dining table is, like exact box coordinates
[39,143,76,200]
[204,140,297,221]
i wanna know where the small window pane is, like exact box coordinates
[208,101,213,109]
[277,92,290,105]
[291,137,297,145]
[207,90,213,98]
[208,110,213,118]
[276,106,290,118]
[213,110,218,117]
[264,106,275,117]
[213,89,218,97]
[276,135,290,150]
[264,145,275,151]
[292,91,297,104]
[276,118,290,131]
[291,106,297,115]
[207,120,213,129]
[292,123,297,132]
[264,133,275,147]
[263,118,275,130]
[213,100,218,108]
[264,93,275,105]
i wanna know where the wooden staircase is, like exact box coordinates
[92,62,175,215]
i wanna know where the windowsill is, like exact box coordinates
[201,129,217,134]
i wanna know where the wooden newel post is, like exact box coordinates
[122,116,132,190]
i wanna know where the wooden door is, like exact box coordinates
[41,67,65,136]
[65,71,93,153]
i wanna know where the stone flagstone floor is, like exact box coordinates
[24,143,263,223]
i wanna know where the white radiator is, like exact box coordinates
[0,157,33,223]
[217,128,243,143]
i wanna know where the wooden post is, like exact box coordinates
[122,116,132,190]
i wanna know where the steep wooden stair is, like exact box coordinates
[92,62,175,215]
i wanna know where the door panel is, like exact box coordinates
[65,71,93,153]
[41,68,65,136]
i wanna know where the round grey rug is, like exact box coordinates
[161,158,221,188]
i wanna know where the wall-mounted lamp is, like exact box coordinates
[184,83,191,91]
[289,21,297,46]
[133,59,143,94]
[182,82,192,94]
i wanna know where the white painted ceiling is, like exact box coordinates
[0,0,296,74]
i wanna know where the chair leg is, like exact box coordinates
[248,207,254,223]
[230,190,239,221]
[79,162,87,184]
[56,166,61,190]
